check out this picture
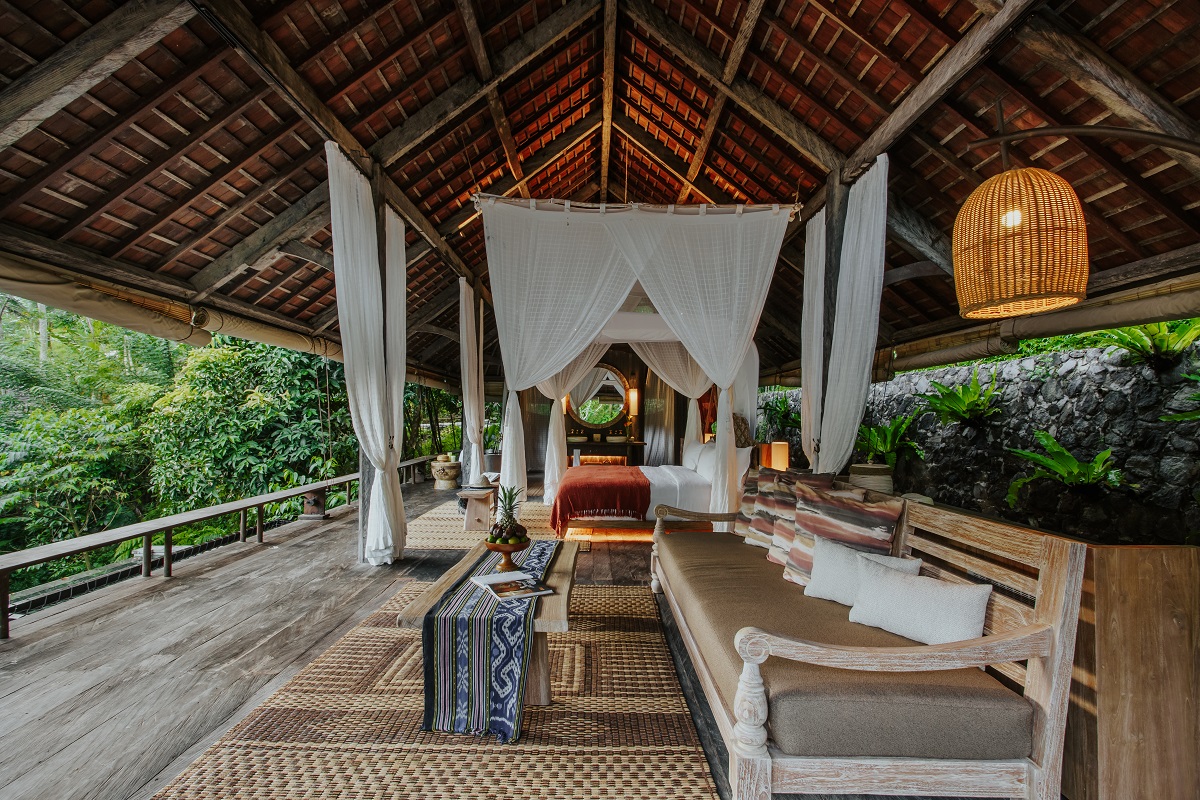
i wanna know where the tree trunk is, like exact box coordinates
[37,303,49,363]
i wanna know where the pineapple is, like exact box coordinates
[488,486,529,545]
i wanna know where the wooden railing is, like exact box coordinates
[0,473,360,639]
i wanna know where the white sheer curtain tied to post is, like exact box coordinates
[800,209,826,468]
[629,341,712,447]
[481,198,637,499]
[570,368,608,407]
[326,142,407,565]
[801,155,889,474]
[458,278,485,486]
[536,342,610,503]
[480,197,791,514]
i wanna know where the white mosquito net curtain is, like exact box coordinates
[480,197,790,514]
[458,277,486,486]
[326,142,407,565]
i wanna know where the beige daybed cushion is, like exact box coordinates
[655,531,1033,760]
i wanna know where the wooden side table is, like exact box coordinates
[457,487,496,532]
[397,541,580,705]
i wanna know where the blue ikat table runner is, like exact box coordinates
[421,540,559,743]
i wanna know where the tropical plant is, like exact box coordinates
[917,369,1002,425]
[1161,373,1200,422]
[855,415,924,468]
[1006,431,1123,508]
[482,401,503,452]
[759,394,803,441]
[1091,319,1200,371]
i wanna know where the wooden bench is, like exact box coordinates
[0,474,359,639]
[652,499,1087,800]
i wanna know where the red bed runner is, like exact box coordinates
[549,466,651,537]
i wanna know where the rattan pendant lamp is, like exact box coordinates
[952,108,1089,319]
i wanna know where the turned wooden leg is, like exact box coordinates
[650,540,662,594]
[731,628,772,800]
[525,631,552,705]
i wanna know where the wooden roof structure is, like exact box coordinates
[1,0,1198,386]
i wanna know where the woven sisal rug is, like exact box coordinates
[405,500,647,549]
[152,584,718,800]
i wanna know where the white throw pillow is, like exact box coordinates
[681,440,705,471]
[735,446,753,479]
[803,537,922,607]
[850,556,992,645]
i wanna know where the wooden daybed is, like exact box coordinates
[651,497,1086,800]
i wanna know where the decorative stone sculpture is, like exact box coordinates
[430,459,461,490]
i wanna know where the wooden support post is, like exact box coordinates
[820,173,850,397]
[256,504,265,543]
[1,570,9,640]
[301,486,329,520]
[163,528,173,578]
[142,533,153,577]
[239,508,247,542]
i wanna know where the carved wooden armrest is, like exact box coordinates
[734,623,1054,672]
[652,504,738,535]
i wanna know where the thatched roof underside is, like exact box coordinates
[1,0,1197,385]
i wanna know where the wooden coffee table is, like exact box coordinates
[396,540,579,705]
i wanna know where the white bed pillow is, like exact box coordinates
[849,556,992,645]
[681,439,705,471]
[803,537,922,607]
[735,446,752,479]
[694,442,718,483]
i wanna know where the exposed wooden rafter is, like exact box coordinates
[0,0,198,149]
[599,0,619,201]
[676,0,766,203]
[454,0,530,199]
[187,0,488,302]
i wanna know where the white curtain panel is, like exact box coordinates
[800,209,826,467]
[570,367,608,406]
[629,341,713,448]
[816,155,890,474]
[326,142,407,565]
[535,341,610,503]
[480,198,637,497]
[733,341,759,433]
[612,205,788,514]
[458,277,485,486]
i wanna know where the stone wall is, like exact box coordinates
[760,347,1200,546]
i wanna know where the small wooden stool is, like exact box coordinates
[457,487,496,532]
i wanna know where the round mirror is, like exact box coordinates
[567,364,628,429]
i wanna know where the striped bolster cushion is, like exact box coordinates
[735,469,765,546]
[768,471,835,565]
[783,484,904,586]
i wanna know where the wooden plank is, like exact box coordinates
[598,0,618,200]
[904,501,1047,567]
[886,195,954,276]
[486,89,529,198]
[623,0,842,173]
[1016,11,1200,179]
[0,0,197,149]
[769,754,1027,796]
[613,114,726,203]
[841,0,1043,181]
[884,260,950,287]
[1088,242,1200,294]
[277,239,333,272]
[373,0,602,168]
[907,532,1039,597]
[916,561,1036,635]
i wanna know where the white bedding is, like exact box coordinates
[640,465,711,519]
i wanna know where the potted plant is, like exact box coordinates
[852,414,924,494]
[1092,319,1200,371]
[481,401,503,474]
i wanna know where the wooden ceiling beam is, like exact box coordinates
[885,192,954,275]
[1016,12,1200,180]
[278,239,333,272]
[624,0,841,174]
[454,0,530,199]
[677,0,765,202]
[412,323,459,342]
[841,0,1043,181]
[599,0,619,201]
[1088,242,1200,294]
[613,114,727,203]
[372,0,601,169]
[884,260,952,287]
[0,0,198,150]
[189,0,487,300]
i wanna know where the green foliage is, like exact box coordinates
[855,415,924,468]
[759,394,803,441]
[1006,431,1123,508]
[576,398,623,426]
[482,401,502,452]
[1161,373,1200,423]
[917,369,1002,425]
[144,336,357,511]
[1091,319,1200,371]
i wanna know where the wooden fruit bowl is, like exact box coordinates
[485,539,530,572]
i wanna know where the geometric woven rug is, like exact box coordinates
[151,583,719,799]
